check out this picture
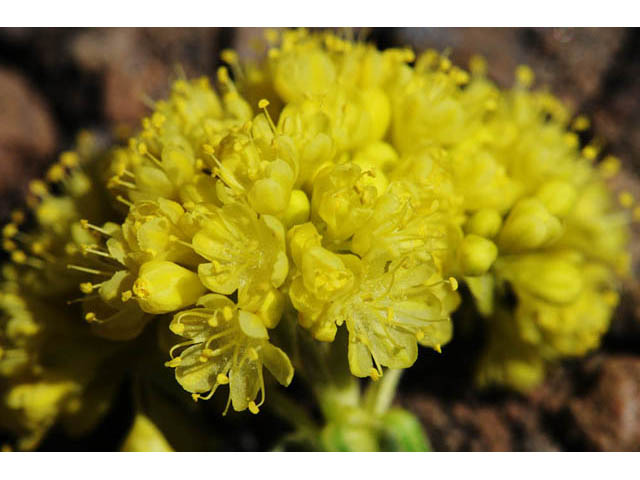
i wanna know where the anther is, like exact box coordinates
[248,401,260,414]
[258,99,277,133]
[80,219,111,236]
[60,151,79,168]
[571,115,590,132]
[164,357,182,368]
[582,145,598,161]
[10,210,25,225]
[11,250,27,264]
[600,155,621,178]
[618,191,634,208]
[2,223,18,238]
[85,312,101,323]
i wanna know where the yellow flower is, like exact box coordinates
[211,116,299,216]
[311,163,381,244]
[0,286,41,377]
[336,253,458,378]
[192,202,288,308]
[120,198,199,265]
[167,294,293,413]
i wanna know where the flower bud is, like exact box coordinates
[536,180,577,217]
[121,414,174,452]
[497,198,562,253]
[287,222,322,268]
[499,254,584,305]
[133,261,205,314]
[460,234,498,276]
[465,208,502,238]
[283,189,310,228]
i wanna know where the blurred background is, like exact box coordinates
[0,27,639,451]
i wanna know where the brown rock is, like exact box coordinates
[535,28,626,104]
[0,68,58,215]
[70,28,220,128]
[404,395,513,451]
[570,356,640,451]
[452,403,512,451]
[0,69,57,159]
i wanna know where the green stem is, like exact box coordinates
[267,388,318,433]
[363,368,403,416]
[314,375,361,422]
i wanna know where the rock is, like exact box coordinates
[0,68,58,216]
[71,28,220,128]
[570,356,640,451]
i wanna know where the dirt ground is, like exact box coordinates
[0,27,639,451]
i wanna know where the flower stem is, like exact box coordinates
[363,368,403,416]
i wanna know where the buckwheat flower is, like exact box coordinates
[514,261,618,358]
[167,294,293,413]
[0,285,42,377]
[558,180,630,273]
[210,113,300,216]
[333,252,459,378]
[192,202,288,309]
[288,220,458,376]
[311,163,382,245]
[1,377,82,450]
[476,308,546,393]
[277,100,335,189]
[288,222,357,341]
[351,183,462,274]
[107,76,253,204]
[0,28,632,448]
[120,198,199,265]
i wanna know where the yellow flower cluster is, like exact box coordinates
[0,29,631,449]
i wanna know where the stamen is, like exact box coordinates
[80,282,103,294]
[80,219,112,236]
[258,99,277,133]
[248,401,260,414]
[80,244,113,259]
[67,264,112,276]
[169,235,193,249]
[108,176,137,191]
[115,195,133,208]
[84,312,104,324]
[169,340,196,360]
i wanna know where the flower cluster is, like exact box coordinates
[0,29,631,450]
